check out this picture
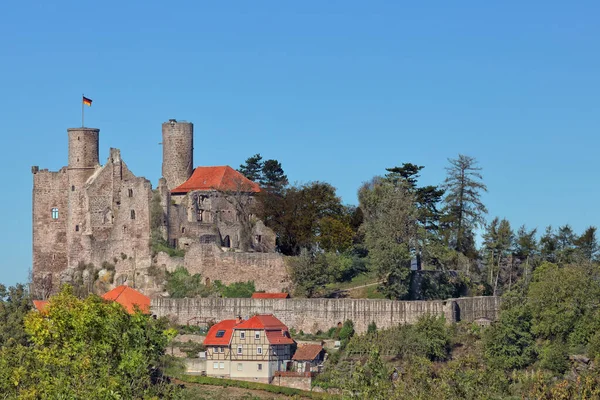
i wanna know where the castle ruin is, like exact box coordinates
[32,120,288,297]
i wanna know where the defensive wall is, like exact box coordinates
[151,296,501,334]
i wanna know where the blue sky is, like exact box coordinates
[1,1,598,286]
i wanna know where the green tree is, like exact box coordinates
[237,153,264,182]
[527,262,600,341]
[165,267,215,298]
[514,225,538,282]
[574,226,599,262]
[318,216,354,253]
[442,154,488,256]
[0,283,31,347]
[483,301,536,370]
[260,182,346,255]
[359,177,417,299]
[287,250,329,297]
[260,159,288,193]
[0,286,178,399]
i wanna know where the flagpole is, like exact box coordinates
[82,94,84,127]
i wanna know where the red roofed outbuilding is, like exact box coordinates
[251,292,290,299]
[102,285,150,314]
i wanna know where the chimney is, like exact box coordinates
[235,316,242,324]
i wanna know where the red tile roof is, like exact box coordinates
[292,344,324,361]
[265,329,295,345]
[204,319,240,346]
[171,166,260,194]
[102,285,150,314]
[234,314,295,345]
[251,292,290,299]
[234,314,287,330]
[32,300,49,312]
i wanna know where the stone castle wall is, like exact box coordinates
[32,168,69,289]
[155,242,290,292]
[151,296,501,333]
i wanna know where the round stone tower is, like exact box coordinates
[67,128,99,267]
[162,119,193,190]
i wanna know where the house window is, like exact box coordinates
[257,347,263,355]
[128,188,133,197]
[213,362,219,370]
[51,208,59,219]
[219,346,224,353]
[237,346,243,355]
[75,225,79,232]
[237,363,243,371]
[257,363,263,371]
[240,332,245,340]
[216,330,225,338]
[255,332,260,340]
[130,210,135,219]
[71,185,75,192]
[219,362,225,369]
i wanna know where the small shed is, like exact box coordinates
[292,344,325,373]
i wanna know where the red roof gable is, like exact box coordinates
[102,285,150,314]
[251,292,290,299]
[234,314,295,345]
[32,300,49,312]
[204,319,239,346]
[292,344,324,361]
[171,166,260,194]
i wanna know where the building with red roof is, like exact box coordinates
[251,292,290,299]
[292,344,326,373]
[32,300,49,313]
[102,285,150,314]
[171,166,260,195]
[203,314,296,382]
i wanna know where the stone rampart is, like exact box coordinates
[151,296,501,333]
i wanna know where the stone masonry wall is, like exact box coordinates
[154,243,290,292]
[32,168,69,290]
[151,296,501,334]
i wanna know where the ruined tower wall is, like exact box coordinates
[85,150,153,282]
[162,120,193,191]
[67,128,100,268]
[32,168,69,289]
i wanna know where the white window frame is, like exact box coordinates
[51,208,59,219]
[257,346,263,355]
[219,362,225,369]
[237,363,243,371]
[257,363,263,371]
[219,346,224,353]
[237,345,243,355]
[255,331,260,340]
[213,362,219,369]
[240,331,245,340]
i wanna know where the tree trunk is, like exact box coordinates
[493,253,501,296]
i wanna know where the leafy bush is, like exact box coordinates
[165,267,214,298]
[483,303,536,370]
[538,341,569,374]
[213,280,256,298]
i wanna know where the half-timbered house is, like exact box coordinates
[203,314,296,383]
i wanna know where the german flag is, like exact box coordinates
[82,96,92,106]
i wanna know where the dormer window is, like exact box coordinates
[215,330,225,338]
